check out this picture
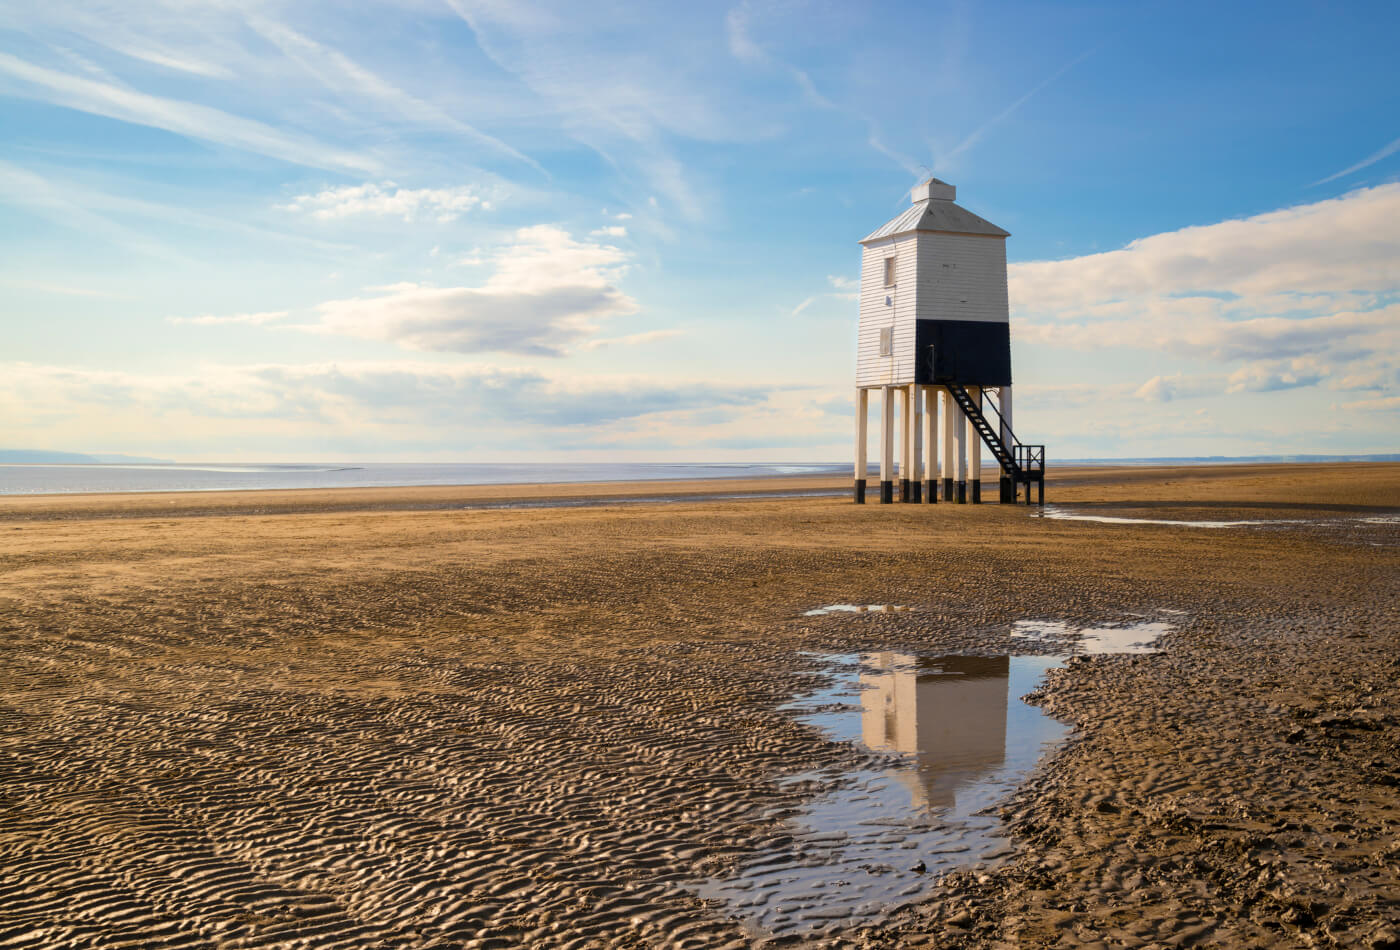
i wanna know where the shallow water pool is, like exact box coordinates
[699,652,1068,935]
[701,617,1175,936]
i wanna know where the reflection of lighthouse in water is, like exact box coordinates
[860,653,1010,811]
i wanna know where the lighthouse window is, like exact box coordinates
[879,327,893,357]
[883,257,896,286]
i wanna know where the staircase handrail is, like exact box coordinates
[971,390,1020,451]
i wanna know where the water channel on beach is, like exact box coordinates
[700,619,1174,937]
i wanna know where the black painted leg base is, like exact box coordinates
[854,480,866,504]
[910,480,922,503]
[971,481,982,504]
[899,478,911,503]
[1000,476,1012,503]
[941,478,954,502]
[956,481,967,504]
[880,480,893,504]
[923,479,936,503]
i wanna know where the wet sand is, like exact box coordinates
[1,463,1396,948]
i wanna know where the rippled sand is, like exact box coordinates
[1,463,1396,948]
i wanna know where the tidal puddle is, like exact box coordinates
[803,604,910,616]
[1036,507,1400,548]
[1012,618,1171,654]
[1035,505,1302,528]
[701,651,1070,936]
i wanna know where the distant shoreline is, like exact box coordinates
[1,454,1397,497]
[2,461,1397,520]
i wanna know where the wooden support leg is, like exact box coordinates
[897,387,910,502]
[941,388,955,502]
[853,388,868,504]
[967,386,982,504]
[922,386,936,503]
[955,396,967,504]
[879,387,894,504]
[909,385,922,503]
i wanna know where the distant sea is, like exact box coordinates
[0,462,849,496]
[0,455,1394,496]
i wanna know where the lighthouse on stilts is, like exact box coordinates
[852,178,1045,505]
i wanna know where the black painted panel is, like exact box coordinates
[914,319,1012,386]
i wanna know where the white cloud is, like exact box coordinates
[1225,357,1327,394]
[281,182,490,222]
[589,225,628,238]
[1013,185,1400,402]
[1340,395,1400,412]
[826,274,859,299]
[1012,185,1400,311]
[0,360,782,456]
[308,225,636,355]
[1133,374,1222,403]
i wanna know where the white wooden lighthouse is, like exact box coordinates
[853,178,1044,505]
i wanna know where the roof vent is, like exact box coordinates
[911,177,956,203]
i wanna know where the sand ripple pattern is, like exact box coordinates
[0,628,872,949]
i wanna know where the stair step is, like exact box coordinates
[945,381,1040,484]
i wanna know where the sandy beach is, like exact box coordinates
[1,462,1397,948]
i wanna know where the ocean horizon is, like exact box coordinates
[1,455,1396,496]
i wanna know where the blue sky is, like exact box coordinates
[2,0,1397,461]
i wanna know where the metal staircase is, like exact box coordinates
[945,382,1045,504]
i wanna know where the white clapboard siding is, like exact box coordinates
[914,232,1008,323]
[856,179,1010,388]
[858,237,914,387]
[856,234,919,387]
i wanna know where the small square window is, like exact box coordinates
[883,257,896,286]
[879,326,893,358]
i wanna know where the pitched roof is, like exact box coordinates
[860,197,1010,243]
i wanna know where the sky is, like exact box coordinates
[1,0,1398,462]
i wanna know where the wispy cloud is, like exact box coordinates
[789,273,860,316]
[936,48,1095,172]
[724,2,916,174]
[0,159,353,260]
[1314,134,1400,185]
[447,0,791,221]
[240,12,544,175]
[0,51,377,174]
[577,329,684,350]
[168,310,290,327]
